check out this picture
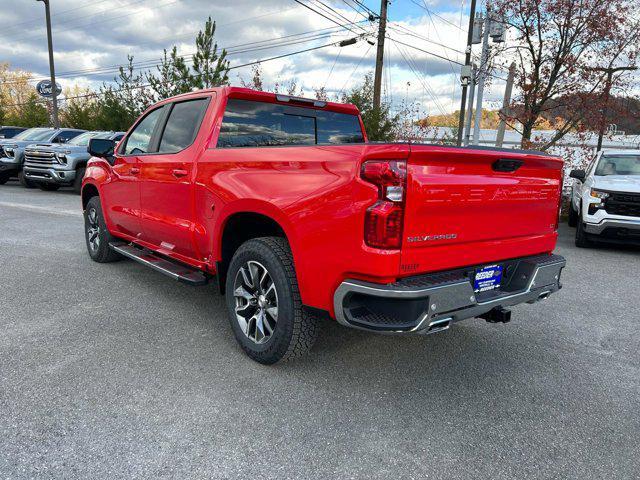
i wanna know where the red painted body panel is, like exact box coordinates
[83,87,564,318]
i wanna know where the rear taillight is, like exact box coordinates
[361,160,407,249]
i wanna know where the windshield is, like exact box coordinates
[67,131,107,146]
[594,155,640,176]
[13,128,54,141]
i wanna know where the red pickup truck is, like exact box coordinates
[82,87,566,364]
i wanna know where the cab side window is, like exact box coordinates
[158,98,209,153]
[123,107,165,155]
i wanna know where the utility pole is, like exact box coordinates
[456,0,478,146]
[463,64,477,146]
[588,65,637,151]
[37,0,59,128]
[495,62,516,147]
[472,12,491,146]
[372,0,388,110]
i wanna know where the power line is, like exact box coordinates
[313,0,369,33]
[6,0,181,44]
[2,19,367,87]
[410,0,465,32]
[386,23,465,56]
[291,0,361,34]
[0,0,113,33]
[338,44,373,95]
[386,36,465,67]
[3,38,361,108]
[391,39,449,116]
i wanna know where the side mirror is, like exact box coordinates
[88,138,116,165]
[569,169,586,182]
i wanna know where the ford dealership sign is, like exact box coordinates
[36,80,62,98]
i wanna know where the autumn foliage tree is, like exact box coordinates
[493,0,640,149]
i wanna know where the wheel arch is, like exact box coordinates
[81,182,100,210]
[215,207,295,294]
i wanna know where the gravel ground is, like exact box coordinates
[1,182,639,479]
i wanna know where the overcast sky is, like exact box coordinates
[0,0,510,115]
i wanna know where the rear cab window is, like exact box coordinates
[217,98,364,148]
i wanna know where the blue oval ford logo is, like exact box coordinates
[36,80,62,98]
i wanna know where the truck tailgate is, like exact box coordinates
[401,145,563,275]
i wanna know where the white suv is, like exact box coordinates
[569,150,640,247]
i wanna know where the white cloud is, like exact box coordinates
[0,0,511,114]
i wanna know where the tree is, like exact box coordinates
[13,93,49,127]
[493,0,640,150]
[147,47,192,100]
[60,86,99,130]
[95,56,153,131]
[342,72,396,141]
[192,17,229,89]
[0,63,38,125]
[147,16,229,100]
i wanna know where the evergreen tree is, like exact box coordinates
[192,17,229,89]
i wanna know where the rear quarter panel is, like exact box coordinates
[195,143,410,313]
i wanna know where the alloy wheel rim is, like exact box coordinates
[87,207,100,252]
[233,260,278,344]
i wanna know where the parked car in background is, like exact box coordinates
[0,126,27,139]
[23,131,125,193]
[0,127,85,187]
[81,87,566,364]
[569,150,640,247]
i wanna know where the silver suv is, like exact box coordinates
[569,150,640,247]
[23,131,125,193]
[0,128,85,187]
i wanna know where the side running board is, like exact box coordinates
[109,242,209,286]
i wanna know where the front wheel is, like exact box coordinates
[568,202,578,227]
[575,216,593,248]
[84,196,121,263]
[225,237,318,364]
[18,171,35,188]
[73,167,85,194]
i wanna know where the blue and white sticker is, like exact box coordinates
[473,264,503,292]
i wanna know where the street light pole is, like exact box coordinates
[37,0,59,128]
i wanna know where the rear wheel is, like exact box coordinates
[39,184,59,191]
[84,196,121,263]
[225,237,318,364]
[18,171,35,188]
[73,167,85,194]
[568,202,578,227]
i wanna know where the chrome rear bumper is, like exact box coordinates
[333,254,566,334]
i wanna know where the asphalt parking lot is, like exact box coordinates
[1,182,639,479]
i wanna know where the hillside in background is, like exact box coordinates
[419,95,640,134]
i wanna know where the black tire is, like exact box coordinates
[73,167,85,195]
[0,172,9,185]
[84,196,121,263]
[575,216,592,248]
[225,237,318,364]
[18,171,35,188]
[39,184,60,191]
[568,202,578,227]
